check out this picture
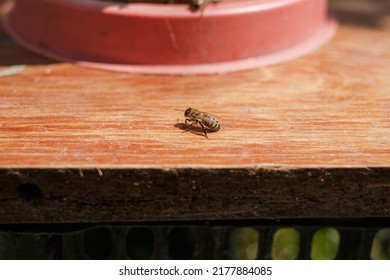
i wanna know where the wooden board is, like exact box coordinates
[0,0,389,223]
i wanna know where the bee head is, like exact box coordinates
[184,108,193,117]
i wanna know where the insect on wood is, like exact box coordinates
[177,107,221,138]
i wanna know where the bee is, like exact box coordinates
[178,107,221,138]
[190,0,221,10]
[163,0,220,10]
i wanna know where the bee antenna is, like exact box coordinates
[174,109,185,112]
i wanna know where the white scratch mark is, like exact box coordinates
[164,18,179,51]
[96,168,103,177]
[0,65,26,78]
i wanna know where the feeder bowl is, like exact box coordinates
[1,0,336,74]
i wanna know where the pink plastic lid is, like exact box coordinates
[1,0,336,74]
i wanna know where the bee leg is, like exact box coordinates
[183,119,196,133]
[199,122,209,138]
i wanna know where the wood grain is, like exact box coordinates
[0,0,390,223]
[1,0,389,169]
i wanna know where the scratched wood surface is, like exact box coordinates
[0,0,389,223]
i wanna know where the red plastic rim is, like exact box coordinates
[1,0,337,74]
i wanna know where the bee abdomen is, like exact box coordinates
[202,115,221,131]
